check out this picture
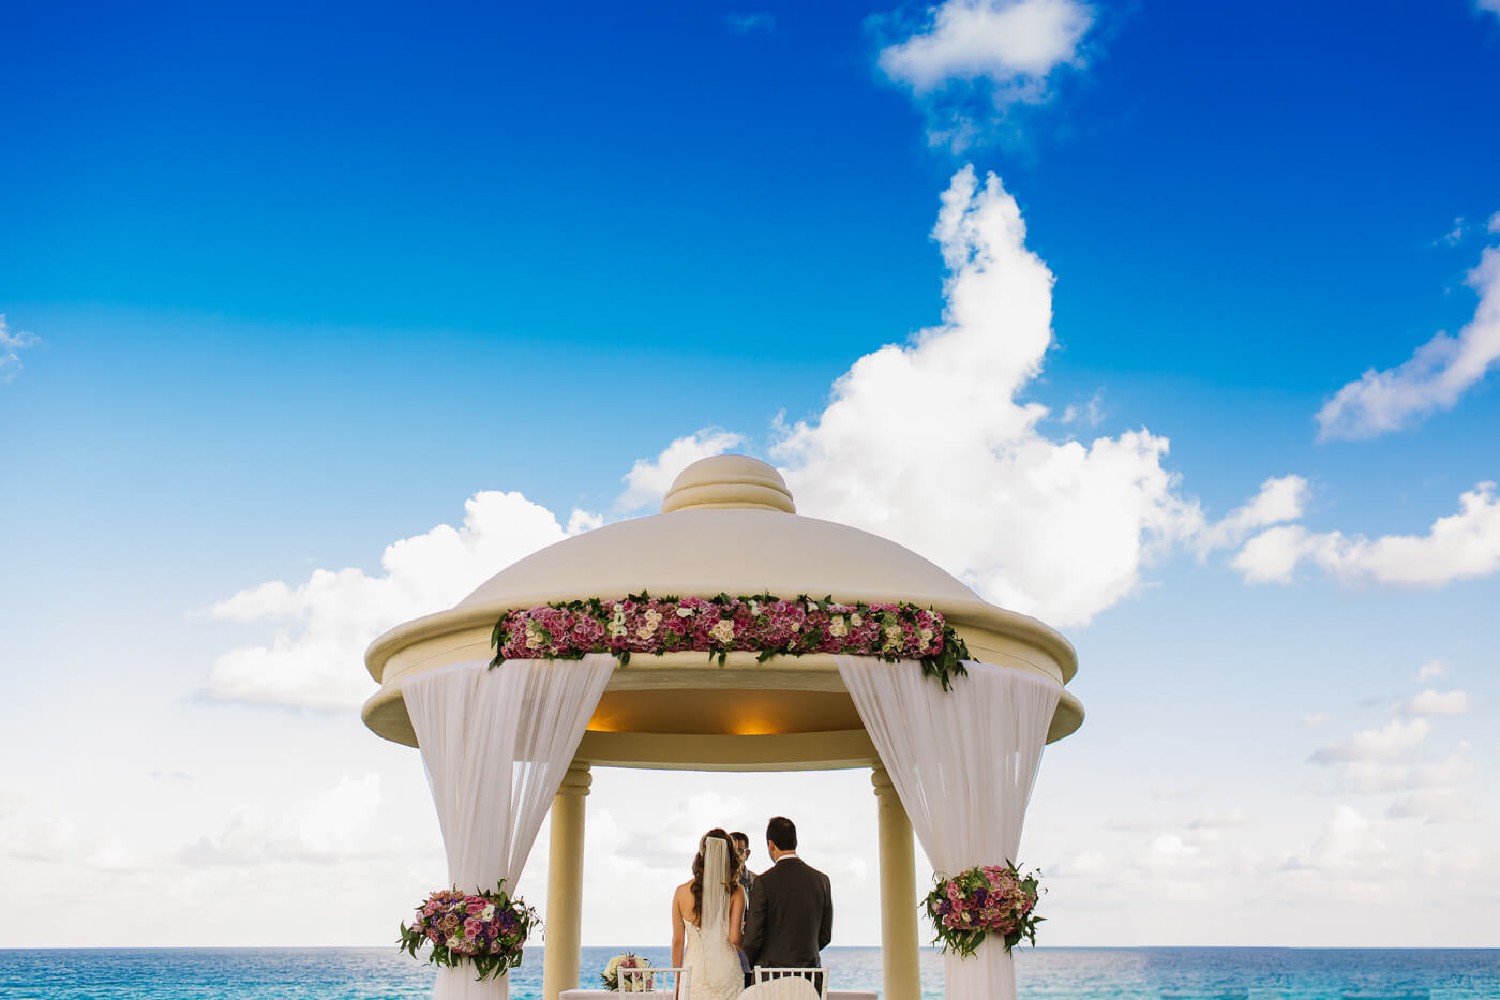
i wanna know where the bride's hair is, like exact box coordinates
[690,827,743,922]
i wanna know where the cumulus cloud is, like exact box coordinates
[1335,752,1473,796]
[0,794,134,870]
[617,429,745,511]
[1283,805,1390,877]
[775,166,1223,627]
[205,167,1307,709]
[1388,787,1477,823]
[604,790,750,871]
[878,0,1094,148]
[180,775,384,866]
[1316,244,1500,440]
[0,315,41,383]
[1232,482,1500,587]
[1308,691,1475,821]
[207,491,572,708]
[1403,689,1469,717]
[1310,717,1431,765]
[1480,0,1500,17]
[1189,475,1309,557]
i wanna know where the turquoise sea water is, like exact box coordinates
[2,947,1497,999]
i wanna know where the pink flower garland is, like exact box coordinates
[489,592,971,690]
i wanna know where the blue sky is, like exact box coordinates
[3,0,1499,949]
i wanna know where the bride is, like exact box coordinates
[671,828,747,1000]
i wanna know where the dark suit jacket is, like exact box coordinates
[742,855,833,969]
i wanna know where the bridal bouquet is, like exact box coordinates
[399,882,539,981]
[600,952,653,991]
[924,862,1043,958]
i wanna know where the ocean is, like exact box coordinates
[2,946,1497,999]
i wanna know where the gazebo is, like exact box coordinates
[362,455,1083,1000]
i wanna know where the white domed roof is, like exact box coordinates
[363,455,1082,761]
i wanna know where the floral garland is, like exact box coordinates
[490,592,971,690]
[399,882,539,981]
[924,862,1044,958]
[600,952,653,991]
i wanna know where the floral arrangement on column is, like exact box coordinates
[924,862,1044,958]
[399,882,539,981]
[491,592,971,690]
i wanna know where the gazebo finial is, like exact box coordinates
[660,454,796,514]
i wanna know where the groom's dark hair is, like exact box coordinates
[766,816,797,851]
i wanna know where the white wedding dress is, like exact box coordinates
[682,839,747,1000]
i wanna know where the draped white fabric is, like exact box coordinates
[403,655,615,1000]
[833,657,1061,1000]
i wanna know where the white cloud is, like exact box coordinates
[1190,475,1309,557]
[1050,849,1107,876]
[1335,752,1473,795]
[0,804,80,864]
[0,315,41,383]
[773,166,1212,627]
[880,0,1092,93]
[724,12,774,33]
[617,429,745,511]
[1480,0,1500,18]
[1310,717,1430,765]
[1403,689,1469,717]
[878,0,1094,148]
[0,794,136,871]
[1489,210,1500,233]
[181,774,384,866]
[1436,218,1466,247]
[1316,244,1500,439]
[1417,659,1448,681]
[1232,482,1500,587]
[1058,390,1103,427]
[207,491,571,708]
[1302,712,1330,727]
[1143,833,1198,864]
[1388,788,1477,824]
[1283,805,1390,877]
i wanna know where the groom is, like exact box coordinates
[742,816,833,982]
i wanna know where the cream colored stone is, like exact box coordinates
[362,455,1083,756]
[543,763,591,1000]
[873,764,921,1000]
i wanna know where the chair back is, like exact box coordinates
[752,966,828,1000]
[618,966,690,994]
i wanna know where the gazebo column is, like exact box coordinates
[873,762,921,1000]
[543,761,591,1000]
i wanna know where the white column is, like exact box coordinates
[542,761,591,1000]
[873,762,921,1000]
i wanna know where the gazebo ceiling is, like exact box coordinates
[362,455,1084,769]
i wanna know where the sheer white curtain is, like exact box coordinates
[403,654,615,1000]
[834,656,1061,1000]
